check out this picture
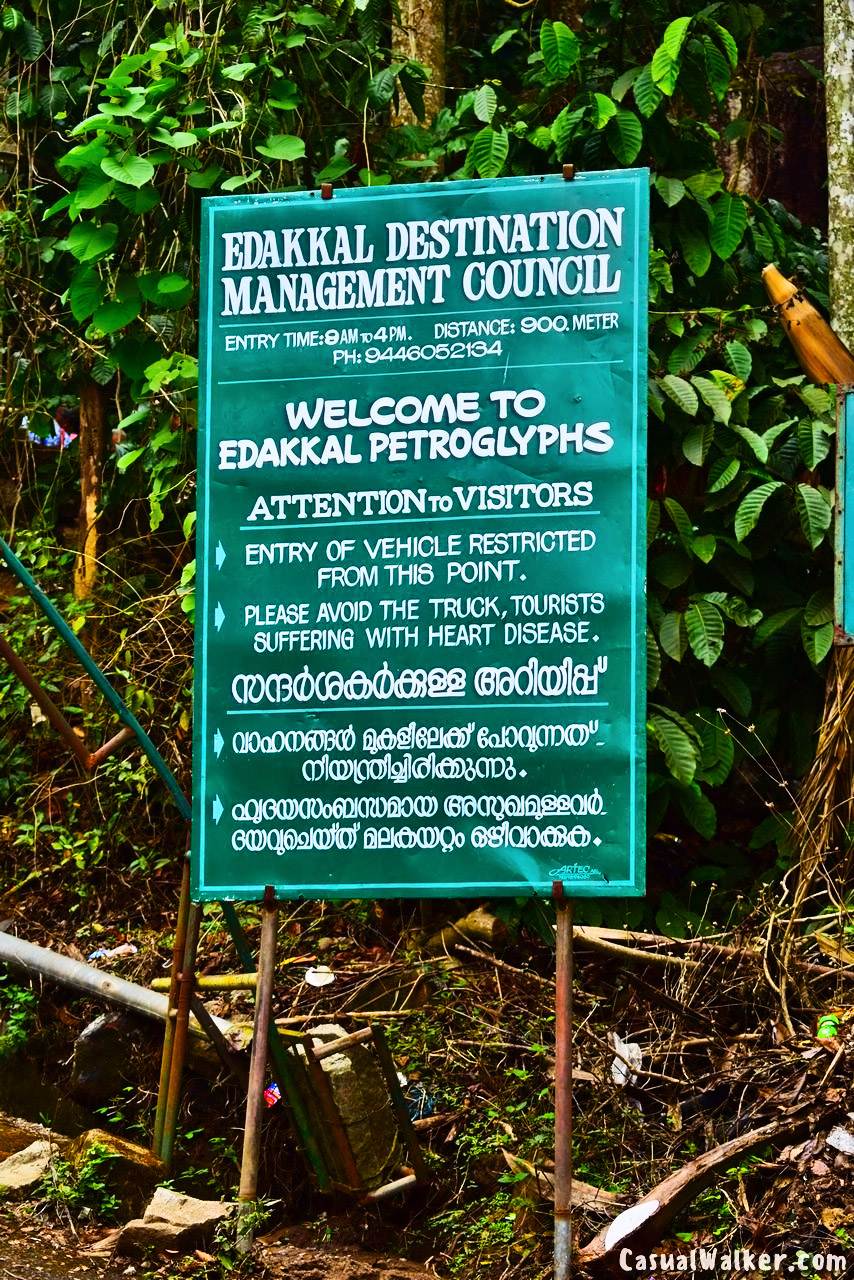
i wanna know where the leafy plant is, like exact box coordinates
[36,1144,121,1223]
[0,970,37,1058]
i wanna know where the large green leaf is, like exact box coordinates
[654,175,685,207]
[591,93,617,129]
[648,713,698,784]
[685,599,724,666]
[633,65,663,117]
[661,15,692,58]
[682,422,713,466]
[707,456,740,492]
[70,170,115,214]
[724,339,751,380]
[659,611,687,661]
[473,84,498,123]
[664,497,694,549]
[90,294,141,335]
[804,590,834,626]
[702,35,730,101]
[678,224,711,277]
[675,782,717,838]
[754,607,802,646]
[684,169,724,199]
[801,617,834,665]
[796,418,833,469]
[256,134,305,162]
[367,68,396,109]
[710,192,747,259]
[733,480,784,542]
[660,374,698,416]
[650,46,679,95]
[692,375,731,424]
[101,152,155,188]
[539,19,579,79]
[795,483,832,549]
[698,719,734,785]
[467,126,509,179]
[606,109,643,163]
[68,265,104,323]
[647,627,661,689]
[65,221,118,262]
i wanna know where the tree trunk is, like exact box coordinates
[73,380,107,601]
[826,0,854,342]
[392,0,445,124]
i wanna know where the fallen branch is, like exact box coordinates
[501,1151,626,1216]
[578,1116,807,1270]
[572,927,699,969]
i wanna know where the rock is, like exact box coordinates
[0,1138,61,1193]
[67,1129,163,1217]
[117,1187,234,1255]
[0,1112,61,1162]
[301,1024,400,1190]
[70,1013,138,1106]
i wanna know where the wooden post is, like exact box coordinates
[160,900,202,1169]
[237,888,278,1253]
[553,883,574,1280]
[73,380,107,602]
[152,858,191,1158]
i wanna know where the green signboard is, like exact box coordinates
[193,172,648,901]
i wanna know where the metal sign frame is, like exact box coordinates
[193,171,649,902]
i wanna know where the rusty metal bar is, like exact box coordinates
[553,883,574,1280]
[151,971,257,992]
[0,633,90,767]
[160,900,202,1170]
[221,904,330,1191]
[237,889,278,1252]
[300,1032,363,1193]
[88,724,135,768]
[371,1025,428,1183]
[153,859,191,1159]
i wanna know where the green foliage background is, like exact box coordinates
[0,0,834,924]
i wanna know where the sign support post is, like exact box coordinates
[553,883,574,1280]
[237,886,279,1253]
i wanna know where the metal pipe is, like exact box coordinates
[237,890,278,1252]
[0,633,91,768]
[0,927,170,1022]
[153,860,191,1158]
[363,1174,418,1202]
[553,887,574,1280]
[160,901,202,1170]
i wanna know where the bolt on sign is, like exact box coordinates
[193,172,649,901]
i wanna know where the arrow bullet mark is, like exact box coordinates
[213,729,224,758]
[214,602,225,630]
[212,795,223,824]
[215,541,226,570]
